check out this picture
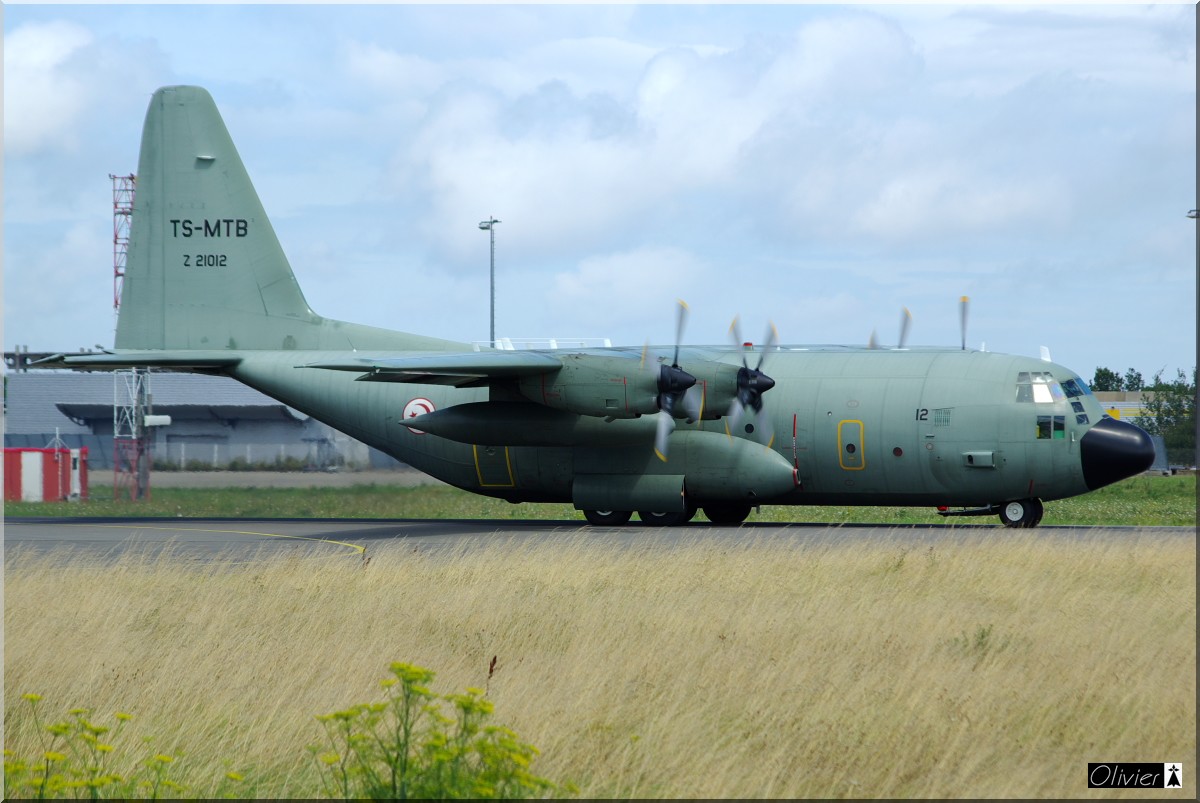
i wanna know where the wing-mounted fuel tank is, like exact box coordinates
[401,400,661,446]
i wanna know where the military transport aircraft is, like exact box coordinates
[42,86,1155,527]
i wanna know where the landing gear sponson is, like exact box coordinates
[586,499,1046,527]
[582,506,752,526]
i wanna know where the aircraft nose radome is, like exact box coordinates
[1079,417,1156,490]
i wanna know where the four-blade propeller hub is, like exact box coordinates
[658,363,697,403]
[735,365,774,411]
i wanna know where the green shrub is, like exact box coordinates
[1,693,224,800]
[311,662,574,799]
[7,664,571,800]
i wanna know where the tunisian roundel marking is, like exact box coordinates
[402,397,435,434]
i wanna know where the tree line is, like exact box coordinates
[1092,366,1196,467]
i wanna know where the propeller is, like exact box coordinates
[898,306,912,349]
[959,295,969,351]
[653,300,697,462]
[867,307,912,350]
[724,316,778,448]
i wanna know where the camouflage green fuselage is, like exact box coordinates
[229,346,1104,509]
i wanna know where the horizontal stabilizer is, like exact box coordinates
[33,351,243,370]
[302,351,563,387]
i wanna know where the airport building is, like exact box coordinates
[3,369,401,471]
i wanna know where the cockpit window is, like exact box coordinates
[1061,377,1092,398]
[1015,370,1065,403]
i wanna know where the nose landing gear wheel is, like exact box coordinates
[582,509,633,526]
[999,498,1044,528]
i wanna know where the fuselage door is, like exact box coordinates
[473,444,516,488]
[838,419,865,470]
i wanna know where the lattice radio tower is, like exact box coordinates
[110,173,151,500]
[113,369,152,501]
[110,173,135,312]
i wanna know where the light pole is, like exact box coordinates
[479,217,500,347]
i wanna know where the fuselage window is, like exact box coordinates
[1036,414,1066,439]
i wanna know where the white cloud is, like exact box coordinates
[549,246,707,335]
[854,165,1070,242]
[3,21,95,154]
[342,40,446,96]
[3,220,115,350]
[519,36,658,98]
[405,88,651,264]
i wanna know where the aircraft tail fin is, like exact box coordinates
[116,86,453,353]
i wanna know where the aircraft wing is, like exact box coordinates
[302,351,564,387]
[32,351,243,370]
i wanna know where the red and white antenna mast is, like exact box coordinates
[109,173,151,500]
[110,173,135,312]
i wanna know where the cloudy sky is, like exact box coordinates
[4,3,1195,382]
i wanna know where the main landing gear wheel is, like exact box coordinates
[637,508,696,527]
[702,504,753,525]
[583,510,633,526]
[999,498,1044,528]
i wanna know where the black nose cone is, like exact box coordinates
[1079,416,1156,490]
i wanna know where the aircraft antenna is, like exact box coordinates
[959,296,969,351]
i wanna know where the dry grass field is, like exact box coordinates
[4,531,1195,798]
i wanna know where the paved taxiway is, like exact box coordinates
[5,518,1191,562]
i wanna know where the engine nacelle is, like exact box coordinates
[517,354,660,418]
[680,360,742,420]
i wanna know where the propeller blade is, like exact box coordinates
[681,383,704,422]
[898,307,912,349]
[724,397,745,439]
[867,329,879,350]
[654,410,674,462]
[729,315,745,359]
[758,410,777,448]
[756,321,778,371]
[753,406,775,449]
[673,299,689,368]
[959,295,969,351]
